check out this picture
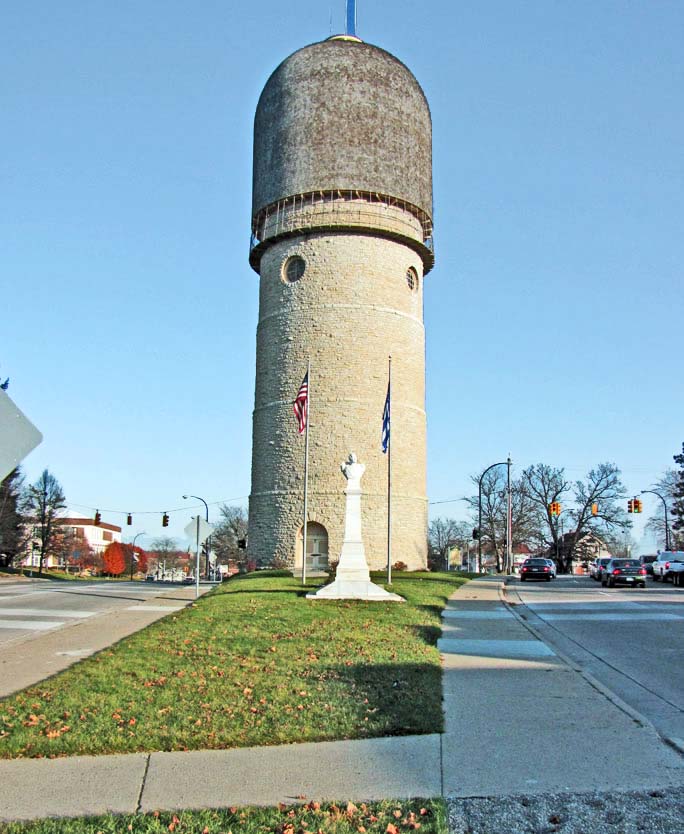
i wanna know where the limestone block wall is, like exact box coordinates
[248,222,427,571]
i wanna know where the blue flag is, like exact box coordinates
[381,384,390,453]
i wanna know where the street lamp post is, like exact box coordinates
[640,490,671,552]
[130,531,146,581]
[183,495,210,578]
[478,458,512,574]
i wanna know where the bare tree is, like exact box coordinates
[212,505,248,572]
[21,469,66,575]
[643,470,679,551]
[521,462,630,571]
[428,517,471,569]
[466,470,540,572]
[565,463,630,568]
[522,464,570,566]
[149,537,186,574]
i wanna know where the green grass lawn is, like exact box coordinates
[0,799,447,834]
[0,571,467,758]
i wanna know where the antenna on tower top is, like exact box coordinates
[346,0,357,37]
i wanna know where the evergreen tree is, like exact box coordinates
[0,468,24,567]
[21,469,66,575]
[671,443,684,544]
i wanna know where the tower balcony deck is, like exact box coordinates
[249,189,434,274]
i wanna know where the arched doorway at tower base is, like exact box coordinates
[295,522,329,573]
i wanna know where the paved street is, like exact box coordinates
[0,579,197,646]
[0,578,210,696]
[507,574,684,747]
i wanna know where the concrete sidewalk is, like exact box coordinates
[1,577,683,822]
[439,578,683,797]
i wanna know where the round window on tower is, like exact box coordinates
[406,267,419,293]
[282,255,306,284]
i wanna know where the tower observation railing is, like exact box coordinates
[250,189,434,256]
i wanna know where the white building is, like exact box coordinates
[22,517,122,570]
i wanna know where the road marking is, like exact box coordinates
[438,638,556,658]
[0,619,64,630]
[444,609,512,620]
[539,613,683,622]
[0,608,94,618]
[123,605,186,613]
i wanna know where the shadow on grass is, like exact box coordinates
[337,660,444,737]
[409,624,442,645]
[215,586,325,598]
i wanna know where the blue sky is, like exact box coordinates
[3,1,682,552]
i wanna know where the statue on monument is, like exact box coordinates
[341,453,364,485]
[307,453,403,602]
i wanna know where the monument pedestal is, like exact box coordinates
[307,454,403,602]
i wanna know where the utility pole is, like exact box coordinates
[506,456,512,574]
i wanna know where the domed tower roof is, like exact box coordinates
[252,36,433,225]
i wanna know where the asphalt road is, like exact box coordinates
[508,573,684,747]
[0,578,199,647]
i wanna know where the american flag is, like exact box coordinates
[381,383,390,453]
[293,372,309,434]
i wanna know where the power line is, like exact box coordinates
[65,496,249,517]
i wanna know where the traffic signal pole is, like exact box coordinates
[640,490,671,551]
[477,459,512,573]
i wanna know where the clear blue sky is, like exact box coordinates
[3,1,682,552]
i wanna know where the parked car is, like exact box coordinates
[601,558,647,588]
[640,554,658,576]
[590,557,612,581]
[520,558,555,581]
[651,552,684,584]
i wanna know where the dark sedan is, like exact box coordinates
[601,558,647,588]
[520,558,555,582]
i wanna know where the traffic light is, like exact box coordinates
[237,538,247,550]
[472,528,480,540]
[591,503,598,516]
[94,510,101,526]
[127,513,132,526]
[627,499,634,513]
[634,498,643,513]
[549,502,561,516]
[162,513,169,527]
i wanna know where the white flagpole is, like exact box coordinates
[387,355,392,586]
[302,358,311,586]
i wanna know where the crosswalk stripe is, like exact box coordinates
[0,608,94,619]
[539,613,683,622]
[124,605,186,613]
[0,620,64,630]
[438,638,556,658]
[443,610,514,620]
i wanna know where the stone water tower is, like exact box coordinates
[247,31,433,572]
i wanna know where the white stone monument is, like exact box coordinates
[307,453,403,602]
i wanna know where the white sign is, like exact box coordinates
[184,517,214,544]
[0,391,43,481]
